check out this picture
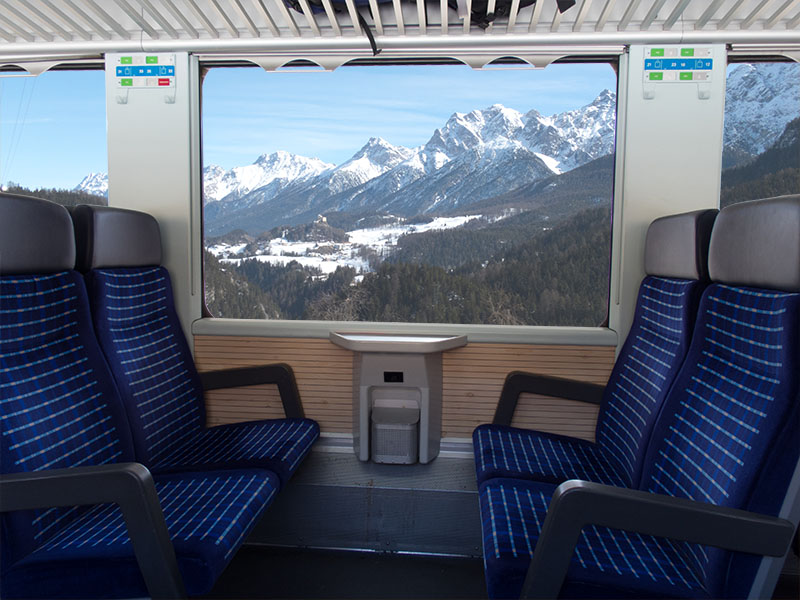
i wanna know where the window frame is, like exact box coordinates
[195,55,622,345]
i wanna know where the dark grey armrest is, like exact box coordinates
[521,480,795,599]
[493,372,606,425]
[200,363,304,419]
[0,463,186,599]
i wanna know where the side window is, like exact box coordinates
[721,61,800,208]
[202,62,617,326]
[0,68,107,207]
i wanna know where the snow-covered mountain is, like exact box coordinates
[202,90,618,234]
[75,172,109,197]
[203,150,333,204]
[723,62,800,167]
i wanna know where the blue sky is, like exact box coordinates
[203,63,617,169]
[0,62,616,189]
[0,69,107,190]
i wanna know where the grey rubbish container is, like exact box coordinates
[371,406,420,464]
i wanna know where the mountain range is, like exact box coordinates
[75,62,799,236]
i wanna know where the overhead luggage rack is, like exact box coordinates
[0,1,798,67]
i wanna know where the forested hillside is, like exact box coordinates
[720,117,799,207]
[205,205,611,326]
[3,184,106,207]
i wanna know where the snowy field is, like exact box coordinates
[208,215,482,276]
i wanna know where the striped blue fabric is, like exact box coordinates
[0,271,134,555]
[5,469,280,598]
[479,478,708,599]
[474,277,699,487]
[153,418,319,482]
[87,267,319,483]
[89,267,202,466]
[643,284,794,505]
[473,425,628,487]
[595,277,698,482]
[639,283,800,596]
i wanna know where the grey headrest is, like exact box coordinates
[644,209,718,280]
[72,205,162,271]
[709,195,800,292]
[0,193,76,274]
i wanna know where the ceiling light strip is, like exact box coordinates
[764,0,799,28]
[231,0,261,37]
[368,0,384,35]
[11,1,59,41]
[741,0,774,29]
[270,0,301,36]
[717,0,748,30]
[320,0,342,36]
[138,0,180,38]
[573,0,592,32]
[208,0,241,37]
[83,0,132,39]
[596,0,616,31]
[27,0,89,42]
[641,0,669,30]
[662,0,692,30]
[618,0,642,30]
[158,0,199,37]
[113,0,160,38]
[528,0,544,32]
[393,0,406,34]
[60,0,112,39]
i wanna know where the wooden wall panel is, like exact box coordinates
[194,336,615,440]
[441,344,613,440]
[195,336,353,432]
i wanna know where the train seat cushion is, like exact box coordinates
[0,195,283,599]
[473,209,716,488]
[479,478,710,600]
[2,469,279,599]
[150,418,320,482]
[472,425,628,487]
[477,197,800,599]
[72,205,319,483]
[84,263,319,484]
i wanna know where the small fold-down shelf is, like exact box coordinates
[330,332,468,464]
[329,332,467,354]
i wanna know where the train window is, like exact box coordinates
[721,61,800,208]
[0,68,107,206]
[201,62,617,326]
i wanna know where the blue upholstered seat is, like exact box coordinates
[474,210,717,487]
[71,205,319,484]
[478,195,800,599]
[0,194,280,598]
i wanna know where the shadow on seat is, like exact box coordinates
[71,205,319,485]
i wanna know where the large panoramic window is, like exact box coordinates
[720,61,800,208]
[201,62,617,326]
[0,68,107,206]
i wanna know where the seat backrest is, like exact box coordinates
[594,209,717,486]
[0,194,135,568]
[637,195,800,598]
[71,205,206,467]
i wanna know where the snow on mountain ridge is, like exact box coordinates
[75,172,109,197]
[203,151,333,204]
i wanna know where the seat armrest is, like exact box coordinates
[199,363,304,419]
[493,372,606,425]
[0,463,186,599]
[521,480,795,599]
